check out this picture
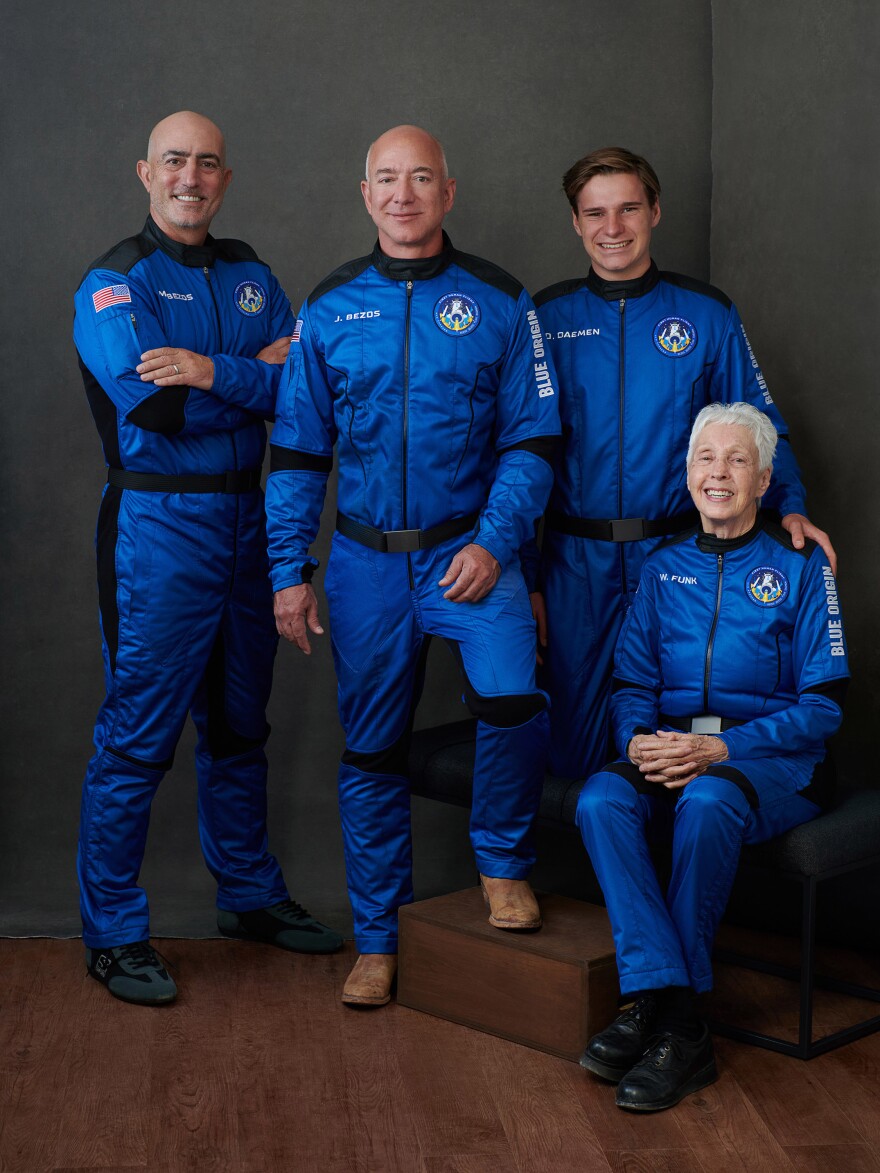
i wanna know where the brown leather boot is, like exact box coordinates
[341,953,398,1007]
[479,874,542,931]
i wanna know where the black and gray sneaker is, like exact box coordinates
[580,995,657,1082]
[86,941,177,1005]
[217,899,343,954]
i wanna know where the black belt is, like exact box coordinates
[108,467,262,494]
[661,714,746,734]
[336,510,479,554]
[545,508,697,542]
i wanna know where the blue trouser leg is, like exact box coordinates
[578,759,822,994]
[190,531,288,912]
[325,534,422,953]
[337,763,414,954]
[471,710,549,877]
[669,766,822,991]
[420,551,549,878]
[326,534,548,952]
[195,744,288,910]
[79,487,287,945]
[78,747,165,949]
[577,767,691,994]
[665,776,751,992]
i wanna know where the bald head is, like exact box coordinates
[365,125,448,183]
[137,110,232,245]
[146,110,227,167]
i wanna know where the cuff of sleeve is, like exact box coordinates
[208,354,227,395]
[716,731,738,757]
[271,559,319,591]
[779,497,808,521]
[472,534,510,569]
[620,726,653,758]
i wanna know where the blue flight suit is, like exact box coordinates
[74,216,295,948]
[266,236,561,953]
[531,264,808,779]
[576,516,848,994]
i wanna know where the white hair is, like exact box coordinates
[687,402,777,471]
[364,131,448,182]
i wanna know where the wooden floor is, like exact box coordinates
[3,936,880,1172]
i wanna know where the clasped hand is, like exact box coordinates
[628,730,729,789]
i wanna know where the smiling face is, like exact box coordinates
[687,422,772,538]
[360,126,455,258]
[136,111,232,245]
[571,170,660,282]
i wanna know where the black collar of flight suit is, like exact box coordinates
[142,215,218,268]
[371,231,455,282]
[585,259,660,301]
[695,511,765,555]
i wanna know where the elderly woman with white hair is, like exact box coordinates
[576,402,849,1112]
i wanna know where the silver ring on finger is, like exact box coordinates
[172,363,180,377]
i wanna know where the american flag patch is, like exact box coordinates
[92,284,132,312]
[292,319,303,342]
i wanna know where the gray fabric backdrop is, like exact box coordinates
[1,0,875,938]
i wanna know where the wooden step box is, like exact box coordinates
[398,888,619,1062]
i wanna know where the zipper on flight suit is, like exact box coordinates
[203,266,231,467]
[703,553,725,711]
[617,297,628,599]
[403,280,415,590]
[204,266,241,587]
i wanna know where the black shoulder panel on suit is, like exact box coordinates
[451,251,522,300]
[655,526,701,551]
[659,271,733,310]
[308,255,374,304]
[214,238,261,263]
[82,235,155,282]
[762,516,817,560]
[533,278,588,308]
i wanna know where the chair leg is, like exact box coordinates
[709,868,880,1058]
[797,875,816,1057]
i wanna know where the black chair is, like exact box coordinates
[708,786,880,1058]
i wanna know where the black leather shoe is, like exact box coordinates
[579,995,657,1082]
[615,1024,717,1112]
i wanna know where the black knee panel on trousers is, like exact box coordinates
[604,759,671,799]
[204,631,269,760]
[445,639,548,728]
[342,733,412,778]
[467,690,547,728]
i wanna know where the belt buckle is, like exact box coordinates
[384,529,421,553]
[691,715,723,735]
[611,517,647,542]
